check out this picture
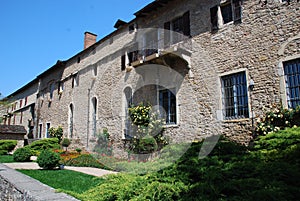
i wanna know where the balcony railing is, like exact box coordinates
[128,36,192,65]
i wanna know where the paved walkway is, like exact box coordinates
[3,162,118,177]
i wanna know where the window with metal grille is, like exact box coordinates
[221,72,249,120]
[159,89,177,124]
[284,58,300,109]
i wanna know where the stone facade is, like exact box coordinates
[1,0,299,156]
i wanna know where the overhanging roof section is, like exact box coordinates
[134,0,175,17]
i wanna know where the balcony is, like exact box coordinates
[128,37,192,68]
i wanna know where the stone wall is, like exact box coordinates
[0,164,79,201]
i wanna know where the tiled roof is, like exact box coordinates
[0,125,27,135]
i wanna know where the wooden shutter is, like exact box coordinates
[164,21,171,48]
[210,6,218,31]
[183,11,190,36]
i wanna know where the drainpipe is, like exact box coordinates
[87,89,91,149]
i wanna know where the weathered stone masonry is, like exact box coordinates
[1,0,299,157]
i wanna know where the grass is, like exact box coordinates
[0,155,14,163]
[18,169,105,195]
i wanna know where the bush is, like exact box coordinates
[0,140,17,155]
[61,138,71,151]
[94,128,112,156]
[37,149,60,169]
[64,154,107,169]
[28,138,60,154]
[256,105,300,136]
[13,147,32,162]
[49,126,63,144]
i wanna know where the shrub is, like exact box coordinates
[0,140,17,155]
[135,135,158,154]
[61,138,71,151]
[49,126,63,144]
[256,105,300,136]
[64,154,107,169]
[75,148,82,154]
[37,149,60,169]
[94,128,112,156]
[28,138,60,154]
[13,147,32,162]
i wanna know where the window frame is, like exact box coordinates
[283,58,300,109]
[159,88,177,125]
[210,0,242,31]
[221,71,250,120]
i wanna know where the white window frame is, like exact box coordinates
[157,87,178,126]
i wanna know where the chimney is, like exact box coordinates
[84,32,97,50]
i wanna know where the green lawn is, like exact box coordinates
[0,155,14,163]
[18,169,105,196]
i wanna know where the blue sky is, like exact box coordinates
[0,0,153,97]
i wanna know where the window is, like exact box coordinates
[124,87,133,139]
[159,89,177,125]
[164,11,190,47]
[121,55,126,71]
[210,0,242,31]
[93,66,97,76]
[58,81,64,94]
[19,112,23,124]
[25,97,28,106]
[72,74,79,88]
[39,124,42,138]
[19,99,23,108]
[144,30,158,57]
[92,97,97,136]
[49,82,55,100]
[221,72,249,120]
[46,123,51,138]
[69,104,74,138]
[284,58,300,109]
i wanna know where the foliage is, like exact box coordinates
[18,169,104,195]
[13,147,32,162]
[27,138,60,155]
[75,148,82,154]
[94,128,112,156]
[129,103,151,126]
[127,103,168,156]
[256,104,300,136]
[63,154,107,169]
[49,126,63,144]
[60,151,80,164]
[0,140,17,155]
[61,138,71,151]
[37,149,60,169]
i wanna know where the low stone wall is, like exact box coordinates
[0,164,79,201]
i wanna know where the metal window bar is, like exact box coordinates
[284,59,300,109]
[222,72,249,119]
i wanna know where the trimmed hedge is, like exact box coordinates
[28,138,60,155]
[0,140,17,155]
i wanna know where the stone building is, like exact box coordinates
[1,0,299,156]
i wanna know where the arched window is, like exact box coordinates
[124,87,133,138]
[69,104,74,138]
[92,97,97,136]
